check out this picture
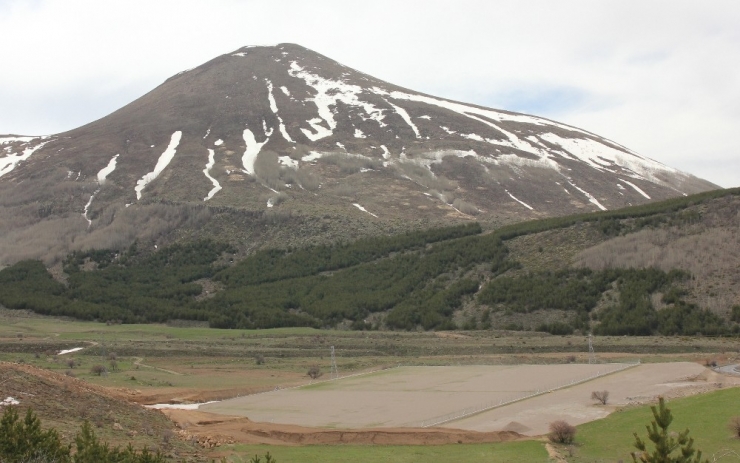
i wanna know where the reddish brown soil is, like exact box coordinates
[163,409,523,446]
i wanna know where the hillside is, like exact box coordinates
[0,44,718,265]
[0,187,737,335]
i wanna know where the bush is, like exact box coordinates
[90,365,107,376]
[591,390,609,405]
[728,416,740,438]
[255,354,265,365]
[548,420,576,444]
[307,365,322,380]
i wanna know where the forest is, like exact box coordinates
[0,187,738,334]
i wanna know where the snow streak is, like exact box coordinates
[353,203,378,218]
[135,131,182,200]
[505,190,534,211]
[242,124,273,175]
[97,154,119,184]
[620,178,651,199]
[0,139,49,178]
[567,180,607,211]
[203,149,222,201]
[266,79,294,143]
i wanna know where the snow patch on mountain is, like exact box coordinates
[567,180,607,211]
[539,133,675,183]
[0,139,49,178]
[288,61,386,141]
[135,131,182,200]
[279,156,298,169]
[214,139,223,146]
[242,124,273,175]
[620,179,651,199]
[353,203,377,218]
[266,79,294,143]
[505,189,534,211]
[384,99,420,138]
[354,128,366,138]
[82,192,96,227]
[97,154,119,184]
[203,149,222,201]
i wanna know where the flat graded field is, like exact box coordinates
[201,363,639,429]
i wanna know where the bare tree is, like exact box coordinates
[307,365,322,380]
[67,359,76,369]
[591,390,610,405]
[548,420,576,444]
[90,364,107,376]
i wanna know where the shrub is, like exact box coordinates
[591,390,609,405]
[307,365,322,380]
[728,416,740,438]
[255,354,265,365]
[548,420,576,444]
[90,364,107,376]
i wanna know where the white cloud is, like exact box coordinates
[0,0,738,187]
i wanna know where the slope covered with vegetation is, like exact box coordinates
[0,188,738,334]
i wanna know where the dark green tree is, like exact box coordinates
[0,407,71,462]
[632,397,707,463]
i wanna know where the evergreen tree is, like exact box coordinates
[632,397,707,463]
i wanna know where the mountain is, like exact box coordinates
[0,44,719,264]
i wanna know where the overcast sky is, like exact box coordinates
[1,0,738,187]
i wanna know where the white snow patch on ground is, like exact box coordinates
[540,133,674,183]
[353,203,378,218]
[147,401,219,410]
[266,80,294,143]
[620,179,651,199]
[280,86,290,97]
[279,156,299,169]
[135,131,182,200]
[418,115,431,120]
[354,128,367,138]
[203,149,222,201]
[58,347,84,355]
[82,191,97,227]
[380,145,390,159]
[505,190,534,210]
[214,139,224,146]
[384,99,420,138]
[1,397,19,406]
[97,154,119,184]
[267,197,275,208]
[288,61,386,140]
[232,52,248,57]
[0,140,49,178]
[242,124,273,175]
[336,142,347,152]
[203,128,211,139]
[567,180,607,211]
[0,136,35,145]
[303,118,332,141]
[302,151,325,162]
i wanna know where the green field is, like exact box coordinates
[222,441,547,463]
[571,387,740,462]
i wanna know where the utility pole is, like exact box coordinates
[330,346,338,379]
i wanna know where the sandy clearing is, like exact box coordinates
[201,364,632,428]
[449,362,730,435]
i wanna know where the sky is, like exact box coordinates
[1,0,738,187]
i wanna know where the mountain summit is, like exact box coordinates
[0,44,719,263]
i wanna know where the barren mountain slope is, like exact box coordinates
[0,44,718,264]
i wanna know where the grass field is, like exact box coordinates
[221,441,548,463]
[572,387,740,462]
